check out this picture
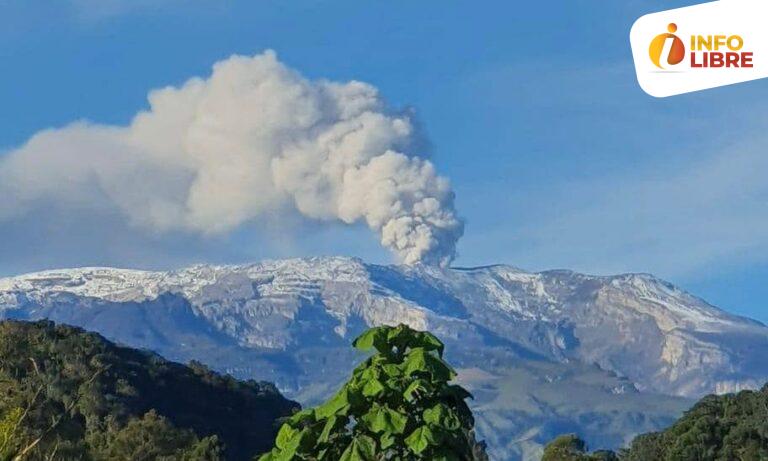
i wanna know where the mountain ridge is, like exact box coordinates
[2,256,766,395]
[1,256,766,459]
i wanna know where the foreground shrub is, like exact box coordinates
[259,324,487,460]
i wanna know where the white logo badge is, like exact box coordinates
[630,1,768,97]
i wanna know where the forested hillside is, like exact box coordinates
[0,320,298,460]
[622,383,768,460]
[544,384,768,460]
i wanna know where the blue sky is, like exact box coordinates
[1,0,767,321]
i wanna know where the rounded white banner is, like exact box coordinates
[630,0,768,97]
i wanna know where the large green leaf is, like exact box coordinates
[275,424,298,450]
[287,408,315,426]
[403,378,433,402]
[339,435,376,461]
[360,365,381,380]
[382,364,403,378]
[380,432,396,450]
[274,427,315,460]
[352,327,390,354]
[423,403,461,431]
[361,404,408,434]
[352,357,375,377]
[318,415,346,443]
[316,388,351,418]
[405,425,440,454]
[413,331,445,357]
[385,324,411,351]
[362,378,385,397]
[383,325,445,356]
[257,448,279,461]
[402,348,456,382]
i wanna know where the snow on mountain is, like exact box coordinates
[1,256,765,459]
[1,257,764,396]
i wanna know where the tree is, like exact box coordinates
[622,386,768,460]
[89,410,222,461]
[545,383,768,460]
[542,434,588,461]
[541,434,617,461]
[0,320,297,461]
[259,324,486,460]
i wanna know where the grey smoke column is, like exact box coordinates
[0,51,463,266]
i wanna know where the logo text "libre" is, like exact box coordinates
[650,23,753,69]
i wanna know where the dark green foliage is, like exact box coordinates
[259,324,487,460]
[541,434,587,461]
[0,320,298,460]
[617,433,663,461]
[623,385,768,460]
[545,384,768,461]
[541,434,617,461]
[87,410,223,460]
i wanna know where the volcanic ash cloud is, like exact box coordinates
[0,51,463,266]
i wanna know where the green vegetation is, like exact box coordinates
[0,320,298,460]
[544,384,768,460]
[541,435,617,461]
[259,324,487,461]
[622,384,768,460]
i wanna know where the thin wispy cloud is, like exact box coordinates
[509,134,768,278]
[453,59,768,280]
[67,0,199,21]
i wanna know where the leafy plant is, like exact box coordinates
[259,324,485,461]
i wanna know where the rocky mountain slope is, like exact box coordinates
[1,257,766,459]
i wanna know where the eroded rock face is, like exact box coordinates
[1,256,765,459]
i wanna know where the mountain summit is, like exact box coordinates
[1,257,766,459]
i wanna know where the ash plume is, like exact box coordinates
[0,51,463,265]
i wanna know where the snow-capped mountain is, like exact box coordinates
[1,257,766,459]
